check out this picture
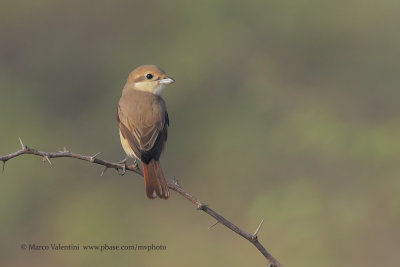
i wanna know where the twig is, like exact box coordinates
[0,139,283,267]
[0,139,143,176]
[169,179,282,266]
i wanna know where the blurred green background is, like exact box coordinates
[1,0,399,266]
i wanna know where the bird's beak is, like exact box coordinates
[159,76,175,85]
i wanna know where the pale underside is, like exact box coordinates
[119,129,139,159]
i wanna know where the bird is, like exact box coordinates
[116,65,174,199]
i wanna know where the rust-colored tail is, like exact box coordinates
[142,161,170,199]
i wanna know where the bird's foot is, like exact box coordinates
[133,158,139,169]
[117,157,128,175]
[117,157,128,165]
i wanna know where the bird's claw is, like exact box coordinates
[117,157,128,165]
[133,158,139,169]
[117,157,128,176]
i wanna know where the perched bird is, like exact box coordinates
[117,65,174,199]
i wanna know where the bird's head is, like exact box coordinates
[124,65,175,95]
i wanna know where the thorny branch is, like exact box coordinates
[1,138,283,267]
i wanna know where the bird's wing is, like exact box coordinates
[117,98,168,163]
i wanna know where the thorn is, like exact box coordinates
[253,218,264,238]
[197,202,208,210]
[100,166,108,176]
[59,147,69,153]
[18,137,27,150]
[208,220,219,229]
[2,160,5,172]
[92,152,101,158]
[172,177,181,187]
[43,155,52,165]
[90,152,101,162]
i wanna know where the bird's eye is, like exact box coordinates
[146,73,153,79]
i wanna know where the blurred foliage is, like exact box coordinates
[1,0,399,266]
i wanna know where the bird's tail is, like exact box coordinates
[142,161,170,199]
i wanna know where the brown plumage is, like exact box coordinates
[117,65,174,199]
